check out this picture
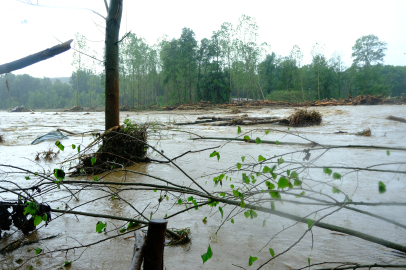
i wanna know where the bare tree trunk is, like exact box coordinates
[105,0,123,130]
[76,72,79,106]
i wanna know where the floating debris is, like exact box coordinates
[288,109,322,127]
[31,131,68,145]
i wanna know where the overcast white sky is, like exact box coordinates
[1,0,405,78]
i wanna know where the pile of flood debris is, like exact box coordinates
[175,109,322,127]
[70,120,150,175]
[159,95,406,111]
[63,105,84,112]
[8,106,34,113]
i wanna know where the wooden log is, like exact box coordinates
[0,40,73,74]
[143,219,168,270]
[129,231,146,270]
[386,115,406,123]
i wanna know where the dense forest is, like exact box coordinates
[1,15,405,110]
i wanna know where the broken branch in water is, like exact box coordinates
[386,115,406,123]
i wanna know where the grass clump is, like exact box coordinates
[288,109,322,127]
[357,128,371,136]
[35,148,60,161]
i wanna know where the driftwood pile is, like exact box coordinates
[175,109,322,127]
[159,95,406,111]
[64,105,84,112]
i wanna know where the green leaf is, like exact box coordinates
[243,135,250,141]
[269,248,275,257]
[29,266,33,270]
[307,219,313,230]
[255,137,262,144]
[248,256,258,266]
[77,145,81,153]
[332,187,341,194]
[94,176,98,181]
[295,191,305,198]
[286,169,290,176]
[263,166,270,173]
[35,248,42,255]
[24,202,37,216]
[201,244,213,264]
[72,144,76,149]
[210,151,219,158]
[220,192,226,197]
[237,126,241,134]
[278,158,284,165]
[120,228,126,233]
[128,221,140,228]
[275,140,279,146]
[33,215,42,226]
[240,201,246,208]
[269,191,281,199]
[293,179,302,186]
[258,155,266,162]
[265,130,270,135]
[290,171,298,178]
[96,221,106,233]
[219,207,223,219]
[178,199,182,204]
[55,141,64,151]
[308,258,311,267]
[387,150,390,156]
[237,163,242,169]
[64,261,72,266]
[187,196,194,202]
[25,176,30,180]
[202,217,207,224]
[379,181,386,194]
[230,184,234,189]
[278,177,289,189]
[53,169,65,181]
[231,219,234,224]
[271,201,275,211]
[323,167,332,176]
[242,173,250,184]
[244,211,250,218]
[91,157,96,166]
[333,172,341,180]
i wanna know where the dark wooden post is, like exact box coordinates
[143,219,168,270]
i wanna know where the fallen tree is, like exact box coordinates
[0,40,73,75]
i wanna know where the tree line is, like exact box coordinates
[1,15,405,109]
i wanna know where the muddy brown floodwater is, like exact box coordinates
[0,105,406,270]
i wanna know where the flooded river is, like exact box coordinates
[0,105,406,269]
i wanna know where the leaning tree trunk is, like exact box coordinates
[105,0,123,130]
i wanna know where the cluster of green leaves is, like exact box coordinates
[23,202,48,226]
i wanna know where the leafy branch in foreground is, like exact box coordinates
[0,125,405,269]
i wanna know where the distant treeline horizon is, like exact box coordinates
[1,15,405,109]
